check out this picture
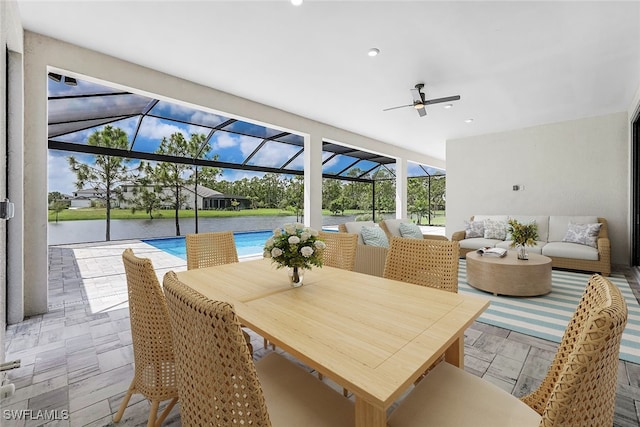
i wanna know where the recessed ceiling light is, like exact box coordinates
[291,0,303,6]
[443,104,453,109]
[465,118,474,123]
[368,48,380,57]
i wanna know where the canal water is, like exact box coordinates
[48,215,359,245]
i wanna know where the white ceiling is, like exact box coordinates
[16,0,640,162]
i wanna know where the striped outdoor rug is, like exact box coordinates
[457,261,640,364]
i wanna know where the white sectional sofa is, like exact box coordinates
[451,215,611,276]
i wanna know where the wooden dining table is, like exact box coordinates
[175,258,489,427]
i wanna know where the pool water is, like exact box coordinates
[143,230,273,259]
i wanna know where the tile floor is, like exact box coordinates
[2,239,640,426]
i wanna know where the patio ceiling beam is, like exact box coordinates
[48,140,374,183]
[47,91,131,101]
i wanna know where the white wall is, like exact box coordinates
[446,112,629,266]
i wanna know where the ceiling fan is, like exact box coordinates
[383,83,461,117]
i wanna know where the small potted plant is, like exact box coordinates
[263,223,325,287]
[507,219,539,260]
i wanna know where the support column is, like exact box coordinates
[395,157,407,219]
[22,34,48,317]
[7,49,25,323]
[304,133,323,230]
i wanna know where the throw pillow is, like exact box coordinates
[464,220,484,238]
[562,222,602,248]
[484,219,507,240]
[382,219,406,237]
[344,221,375,245]
[361,226,390,248]
[399,222,423,239]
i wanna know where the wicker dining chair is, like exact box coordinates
[185,231,239,270]
[184,231,258,350]
[162,271,355,427]
[383,236,460,292]
[387,273,628,427]
[319,231,358,271]
[114,249,178,427]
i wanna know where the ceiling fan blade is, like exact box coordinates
[383,104,413,111]
[424,95,461,105]
[416,106,427,117]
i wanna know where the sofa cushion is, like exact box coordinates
[383,219,409,237]
[361,226,389,248]
[344,221,375,244]
[542,241,599,261]
[465,220,485,238]
[548,216,598,242]
[483,219,507,240]
[562,222,602,248]
[399,222,424,239]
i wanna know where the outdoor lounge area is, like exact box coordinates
[2,1,640,426]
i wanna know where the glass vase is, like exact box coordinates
[517,244,529,260]
[288,266,304,287]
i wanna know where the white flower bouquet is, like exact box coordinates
[264,223,325,271]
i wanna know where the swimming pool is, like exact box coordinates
[142,230,273,259]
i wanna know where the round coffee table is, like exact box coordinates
[465,251,552,296]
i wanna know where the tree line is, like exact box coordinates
[53,126,445,241]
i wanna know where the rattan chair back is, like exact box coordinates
[520,274,628,426]
[319,231,358,271]
[163,271,271,426]
[383,236,459,292]
[185,231,239,270]
[114,249,178,427]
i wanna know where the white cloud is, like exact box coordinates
[213,132,238,149]
[212,133,261,157]
[138,117,186,140]
[250,143,300,168]
[48,152,78,195]
[189,109,227,128]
